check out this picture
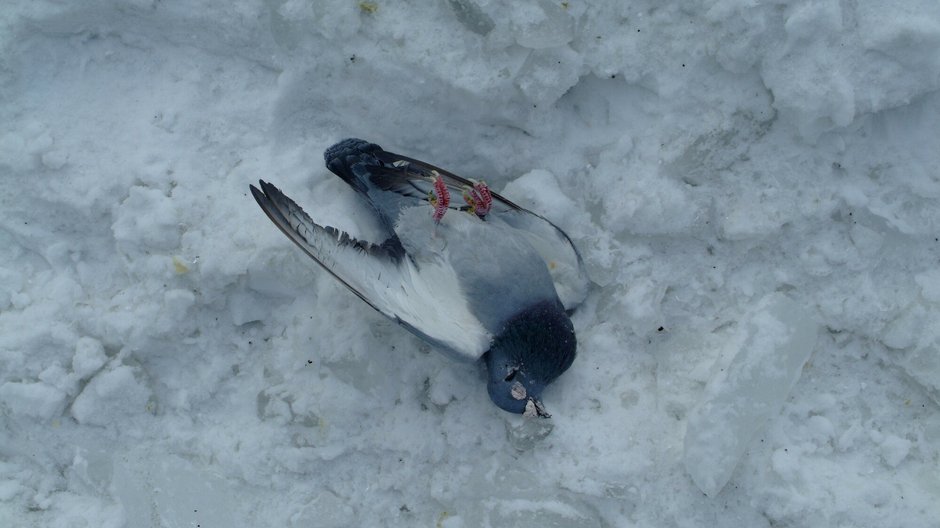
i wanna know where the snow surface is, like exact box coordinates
[1,0,939,526]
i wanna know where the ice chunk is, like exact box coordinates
[228,291,268,326]
[684,293,818,496]
[0,479,22,501]
[41,149,68,170]
[446,465,602,527]
[448,0,495,35]
[900,341,940,406]
[73,337,108,380]
[915,269,940,302]
[515,46,583,107]
[70,365,152,426]
[0,381,66,420]
[881,303,927,350]
[427,367,464,407]
[511,0,574,49]
[111,186,180,251]
[481,497,601,528]
[505,415,554,451]
[289,490,355,528]
[784,0,843,39]
[878,434,911,468]
[112,450,240,528]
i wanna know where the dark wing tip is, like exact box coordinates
[257,179,280,200]
[255,180,296,212]
[324,138,383,165]
[250,180,298,234]
[324,139,385,192]
[249,181,267,205]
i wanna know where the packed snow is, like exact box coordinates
[1,1,939,526]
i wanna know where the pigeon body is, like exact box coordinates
[250,138,588,416]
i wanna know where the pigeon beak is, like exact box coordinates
[522,397,551,419]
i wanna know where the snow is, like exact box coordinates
[0,381,66,421]
[71,364,153,426]
[1,0,939,526]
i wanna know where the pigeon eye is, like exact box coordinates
[504,367,519,382]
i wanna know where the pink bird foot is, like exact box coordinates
[427,172,450,224]
[463,181,492,219]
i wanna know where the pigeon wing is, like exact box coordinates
[364,150,590,310]
[250,180,492,361]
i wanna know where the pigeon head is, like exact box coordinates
[483,300,576,418]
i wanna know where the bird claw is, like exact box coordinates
[427,175,491,223]
[463,181,492,219]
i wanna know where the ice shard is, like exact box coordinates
[684,293,818,497]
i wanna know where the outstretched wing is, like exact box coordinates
[492,209,590,311]
[365,149,590,310]
[250,180,492,361]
